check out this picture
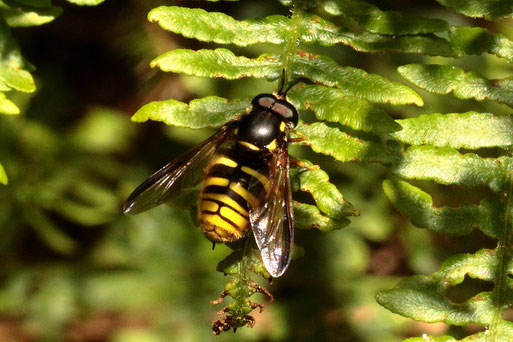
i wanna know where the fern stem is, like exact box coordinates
[280,0,305,90]
[488,172,513,342]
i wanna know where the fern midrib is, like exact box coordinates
[280,0,305,89]
[488,172,513,342]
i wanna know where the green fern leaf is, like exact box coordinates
[0,1,62,27]
[392,112,513,149]
[0,162,7,184]
[377,249,513,339]
[149,7,457,56]
[299,13,458,57]
[293,201,350,232]
[132,96,250,129]
[0,92,20,114]
[151,48,281,80]
[291,159,357,219]
[450,26,513,63]
[296,122,396,164]
[383,179,503,238]
[292,52,423,105]
[288,84,400,133]
[321,0,450,35]
[148,6,287,46]
[436,0,513,20]
[65,0,105,5]
[392,146,512,192]
[0,16,35,114]
[152,48,423,105]
[334,32,459,57]
[399,64,513,107]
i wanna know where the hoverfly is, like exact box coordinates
[123,82,299,278]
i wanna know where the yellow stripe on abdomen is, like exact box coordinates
[229,182,259,208]
[203,176,230,188]
[220,206,249,229]
[201,193,249,217]
[213,156,238,168]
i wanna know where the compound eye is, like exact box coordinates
[273,100,299,127]
[252,94,276,109]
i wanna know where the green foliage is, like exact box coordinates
[320,0,450,35]
[392,112,513,149]
[373,1,513,340]
[436,0,513,20]
[0,162,6,184]
[4,0,513,340]
[399,64,513,107]
[0,0,104,186]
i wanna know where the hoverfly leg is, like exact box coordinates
[290,159,320,171]
[289,129,308,143]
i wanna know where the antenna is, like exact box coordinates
[277,73,312,97]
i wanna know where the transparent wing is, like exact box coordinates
[123,124,235,215]
[249,145,294,278]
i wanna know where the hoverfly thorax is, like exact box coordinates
[236,94,298,154]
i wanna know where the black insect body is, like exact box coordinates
[124,93,298,277]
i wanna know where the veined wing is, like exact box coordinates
[123,123,236,215]
[249,145,294,278]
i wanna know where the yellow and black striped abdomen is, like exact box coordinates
[199,151,268,243]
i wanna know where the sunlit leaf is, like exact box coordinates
[296,121,397,164]
[148,6,287,46]
[399,64,513,107]
[450,26,513,64]
[293,201,350,232]
[65,0,105,5]
[0,16,35,110]
[152,49,422,106]
[151,48,282,80]
[0,91,19,114]
[293,52,423,105]
[132,96,250,129]
[288,84,401,133]
[392,112,513,149]
[148,7,457,57]
[321,0,450,35]
[0,162,7,184]
[0,2,62,27]
[383,179,503,238]
[291,159,357,219]
[391,145,513,192]
[302,13,458,57]
[377,249,512,330]
[436,0,513,20]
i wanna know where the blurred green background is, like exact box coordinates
[0,1,511,341]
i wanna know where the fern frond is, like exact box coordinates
[392,146,512,192]
[399,64,513,107]
[287,84,400,133]
[320,0,450,35]
[383,179,503,238]
[450,27,513,63]
[392,112,513,149]
[436,0,513,20]
[132,96,250,129]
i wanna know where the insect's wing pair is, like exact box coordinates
[248,146,294,277]
[123,124,294,277]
